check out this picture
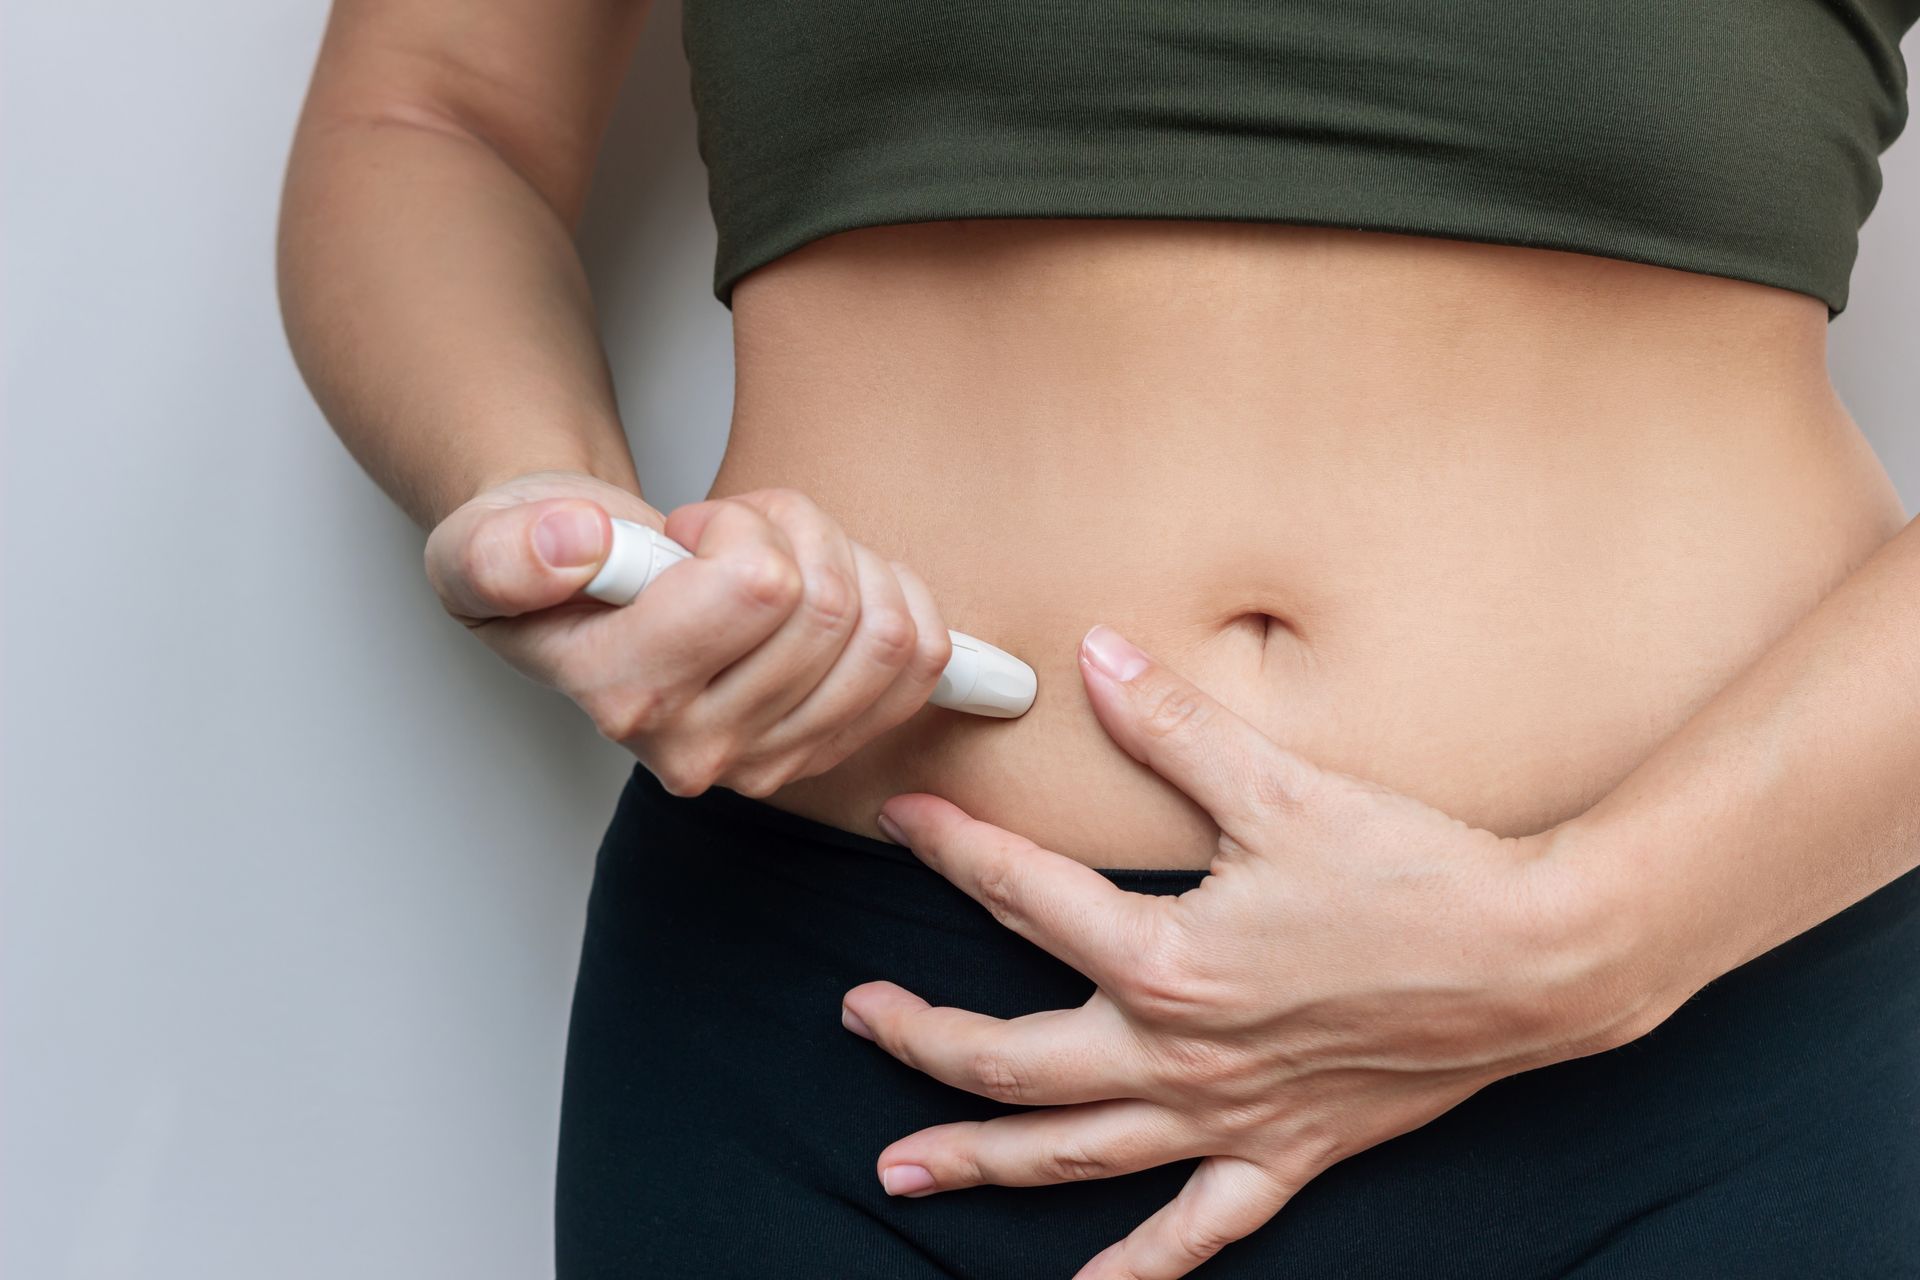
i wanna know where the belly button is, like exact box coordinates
[1208,610,1286,673]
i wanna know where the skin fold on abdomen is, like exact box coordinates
[703,220,1908,870]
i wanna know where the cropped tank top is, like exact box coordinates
[680,2,1920,317]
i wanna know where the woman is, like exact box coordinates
[277,1,1920,1276]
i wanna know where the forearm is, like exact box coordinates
[1559,511,1920,1008]
[276,100,640,529]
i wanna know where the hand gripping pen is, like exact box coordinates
[582,518,1037,719]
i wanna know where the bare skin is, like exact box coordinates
[725,218,1905,867]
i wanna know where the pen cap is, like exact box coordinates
[583,518,692,605]
[932,630,1037,718]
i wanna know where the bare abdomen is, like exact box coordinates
[704,220,1906,868]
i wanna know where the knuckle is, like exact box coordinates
[948,1144,986,1188]
[1155,1035,1245,1097]
[1039,1140,1114,1183]
[654,767,717,799]
[453,526,513,609]
[966,1048,1032,1104]
[578,691,623,740]
[755,486,811,521]
[972,857,1023,926]
[1216,1097,1291,1144]
[585,685,671,743]
[799,565,858,631]
[1140,683,1211,741]
[1118,934,1203,1022]
[858,606,916,667]
[727,550,803,612]
[885,1026,924,1072]
[911,626,953,682]
[653,742,733,797]
[1249,763,1315,817]
[1171,1213,1234,1263]
[651,765,710,799]
[726,760,794,799]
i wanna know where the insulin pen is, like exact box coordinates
[582,518,1037,719]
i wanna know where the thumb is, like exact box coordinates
[426,497,612,622]
[1077,624,1326,836]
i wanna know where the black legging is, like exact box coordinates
[556,762,1920,1278]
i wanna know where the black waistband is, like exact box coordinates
[626,761,1212,893]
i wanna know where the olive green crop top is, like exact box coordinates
[681,1,1919,316]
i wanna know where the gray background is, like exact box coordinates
[1,4,1913,1277]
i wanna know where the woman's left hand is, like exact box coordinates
[842,625,1690,1280]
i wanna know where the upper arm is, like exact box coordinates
[295,0,655,224]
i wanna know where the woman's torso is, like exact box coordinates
[705,218,1906,869]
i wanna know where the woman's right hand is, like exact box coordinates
[424,470,954,797]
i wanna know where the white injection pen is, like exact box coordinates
[582,518,1037,719]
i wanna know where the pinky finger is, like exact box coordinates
[1072,1157,1292,1280]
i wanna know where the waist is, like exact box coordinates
[705,221,1907,867]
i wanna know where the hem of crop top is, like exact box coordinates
[710,196,1846,321]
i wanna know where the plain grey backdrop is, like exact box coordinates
[2,4,1914,1277]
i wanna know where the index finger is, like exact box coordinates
[1078,625,1320,834]
[492,502,805,712]
[878,794,1174,989]
[593,497,805,681]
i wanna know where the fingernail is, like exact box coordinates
[1082,624,1149,682]
[533,508,605,568]
[841,1005,874,1040]
[875,811,906,844]
[880,1164,936,1196]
